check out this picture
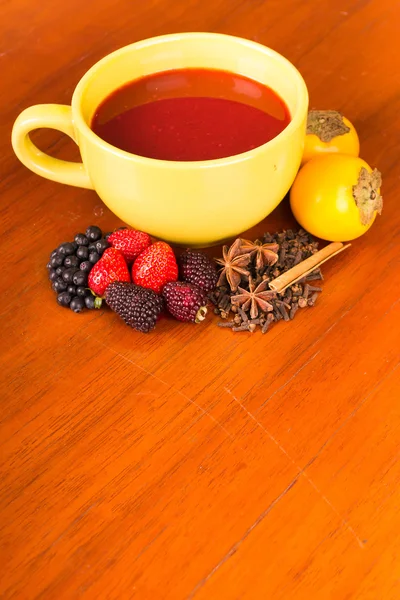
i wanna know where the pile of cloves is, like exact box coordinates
[209,229,324,333]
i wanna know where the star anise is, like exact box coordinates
[231,278,275,319]
[215,238,252,291]
[239,239,279,271]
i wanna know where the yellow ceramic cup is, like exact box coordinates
[11,32,308,246]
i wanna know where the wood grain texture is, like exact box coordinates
[1,0,400,598]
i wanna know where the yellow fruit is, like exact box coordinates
[290,154,383,242]
[301,110,360,166]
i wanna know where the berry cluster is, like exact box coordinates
[46,225,110,312]
[100,240,218,331]
[47,225,219,332]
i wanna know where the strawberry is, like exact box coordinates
[107,229,152,263]
[132,241,178,294]
[88,247,130,297]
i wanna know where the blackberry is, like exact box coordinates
[162,282,208,323]
[64,255,80,269]
[178,250,218,293]
[89,251,100,264]
[56,266,65,276]
[52,277,67,293]
[95,238,109,255]
[70,296,85,313]
[57,242,75,256]
[75,233,89,246]
[86,225,102,242]
[57,292,72,307]
[105,282,164,333]
[76,245,89,260]
[62,267,79,283]
[79,260,92,273]
[67,284,77,295]
[46,262,52,270]
[73,270,88,286]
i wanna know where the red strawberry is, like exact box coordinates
[107,229,151,263]
[88,247,130,297]
[132,241,178,294]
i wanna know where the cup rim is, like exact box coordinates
[72,32,308,168]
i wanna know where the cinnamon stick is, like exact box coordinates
[268,242,351,294]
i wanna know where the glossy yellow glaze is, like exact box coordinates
[11,33,308,246]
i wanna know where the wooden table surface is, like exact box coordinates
[1,0,400,598]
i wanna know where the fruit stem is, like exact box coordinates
[306,110,350,143]
[352,167,383,226]
[195,306,208,323]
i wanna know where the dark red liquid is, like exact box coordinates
[91,68,290,161]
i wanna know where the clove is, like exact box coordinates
[232,323,251,332]
[298,297,308,308]
[308,292,319,306]
[238,307,248,322]
[213,228,325,333]
[277,301,290,321]
[289,302,299,320]
[261,313,275,334]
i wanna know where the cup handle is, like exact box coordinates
[11,104,94,189]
